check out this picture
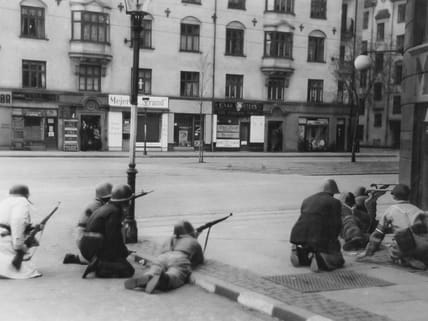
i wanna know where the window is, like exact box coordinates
[396,34,404,52]
[308,36,325,62]
[137,68,152,94]
[361,40,368,54]
[180,23,200,52]
[307,79,323,103]
[228,0,245,10]
[358,98,365,115]
[374,113,382,127]
[374,82,383,100]
[180,71,199,97]
[72,11,110,43]
[226,28,244,56]
[392,95,401,114]
[21,6,45,39]
[225,74,243,99]
[337,81,345,103]
[310,0,326,19]
[22,60,46,88]
[264,32,293,58]
[131,19,152,48]
[375,53,384,73]
[376,23,384,41]
[363,11,369,29]
[79,64,101,92]
[394,61,403,84]
[266,0,294,13]
[182,0,201,3]
[397,4,406,23]
[267,77,285,101]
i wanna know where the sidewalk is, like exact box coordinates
[133,239,428,321]
[0,147,398,158]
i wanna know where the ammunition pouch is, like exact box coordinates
[79,232,104,261]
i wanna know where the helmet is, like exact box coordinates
[173,220,195,237]
[9,184,30,198]
[110,184,133,202]
[322,179,339,195]
[391,184,410,201]
[95,182,113,200]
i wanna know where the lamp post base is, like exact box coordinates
[124,165,138,244]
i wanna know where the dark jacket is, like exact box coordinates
[85,202,129,261]
[290,192,342,252]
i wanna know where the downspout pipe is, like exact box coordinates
[210,0,217,152]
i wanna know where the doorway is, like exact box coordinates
[335,119,345,151]
[80,115,101,151]
[240,122,249,150]
[267,121,283,152]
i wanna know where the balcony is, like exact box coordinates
[69,40,112,64]
[261,56,294,75]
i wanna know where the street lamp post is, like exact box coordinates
[351,54,372,162]
[143,107,147,155]
[123,0,150,243]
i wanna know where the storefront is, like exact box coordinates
[298,118,329,152]
[213,101,264,151]
[173,113,203,149]
[108,94,169,152]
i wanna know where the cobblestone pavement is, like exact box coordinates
[135,240,392,321]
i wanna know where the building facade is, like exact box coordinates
[0,0,350,152]
[401,0,428,210]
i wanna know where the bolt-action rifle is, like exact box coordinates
[12,202,61,270]
[131,190,154,201]
[196,213,233,252]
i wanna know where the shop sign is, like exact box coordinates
[250,116,265,143]
[216,139,240,148]
[214,101,263,115]
[108,94,168,109]
[0,91,12,106]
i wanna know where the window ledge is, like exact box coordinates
[179,50,202,54]
[228,7,246,11]
[225,53,246,58]
[20,35,49,41]
[307,60,326,63]
[264,10,296,16]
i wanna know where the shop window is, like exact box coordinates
[137,113,161,142]
[226,27,244,56]
[393,95,401,114]
[174,114,202,147]
[24,116,43,141]
[131,18,152,49]
[264,31,293,58]
[374,113,382,127]
[307,79,323,103]
[180,22,200,52]
[266,0,294,13]
[363,11,369,30]
[225,74,243,99]
[308,34,325,62]
[310,0,326,19]
[22,60,46,89]
[228,0,245,10]
[72,11,110,43]
[397,4,405,23]
[377,23,384,41]
[180,71,199,97]
[267,77,285,101]
[79,64,101,92]
[21,6,45,39]
[137,68,152,94]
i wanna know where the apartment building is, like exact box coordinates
[0,0,348,152]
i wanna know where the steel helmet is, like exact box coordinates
[110,184,133,202]
[391,184,410,201]
[173,220,195,237]
[322,179,339,195]
[95,182,113,200]
[9,184,30,198]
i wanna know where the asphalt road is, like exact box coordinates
[0,156,398,321]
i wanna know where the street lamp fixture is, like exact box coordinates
[122,0,151,243]
[351,54,372,162]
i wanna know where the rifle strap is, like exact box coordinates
[203,227,212,253]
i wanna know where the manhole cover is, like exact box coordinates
[265,270,394,293]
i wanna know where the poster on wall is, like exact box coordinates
[250,116,265,143]
[108,112,123,151]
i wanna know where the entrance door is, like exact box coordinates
[240,122,249,150]
[267,121,283,152]
[390,120,401,148]
[45,117,57,149]
[81,115,101,151]
[336,119,345,151]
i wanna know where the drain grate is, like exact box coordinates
[265,270,394,293]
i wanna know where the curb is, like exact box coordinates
[191,272,334,321]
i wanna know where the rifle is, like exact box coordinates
[12,202,61,270]
[367,183,398,192]
[131,190,154,201]
[196,213,233,253]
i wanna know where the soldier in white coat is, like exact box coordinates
[0,185,41,279]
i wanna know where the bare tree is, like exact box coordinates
[197,53,212,163]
